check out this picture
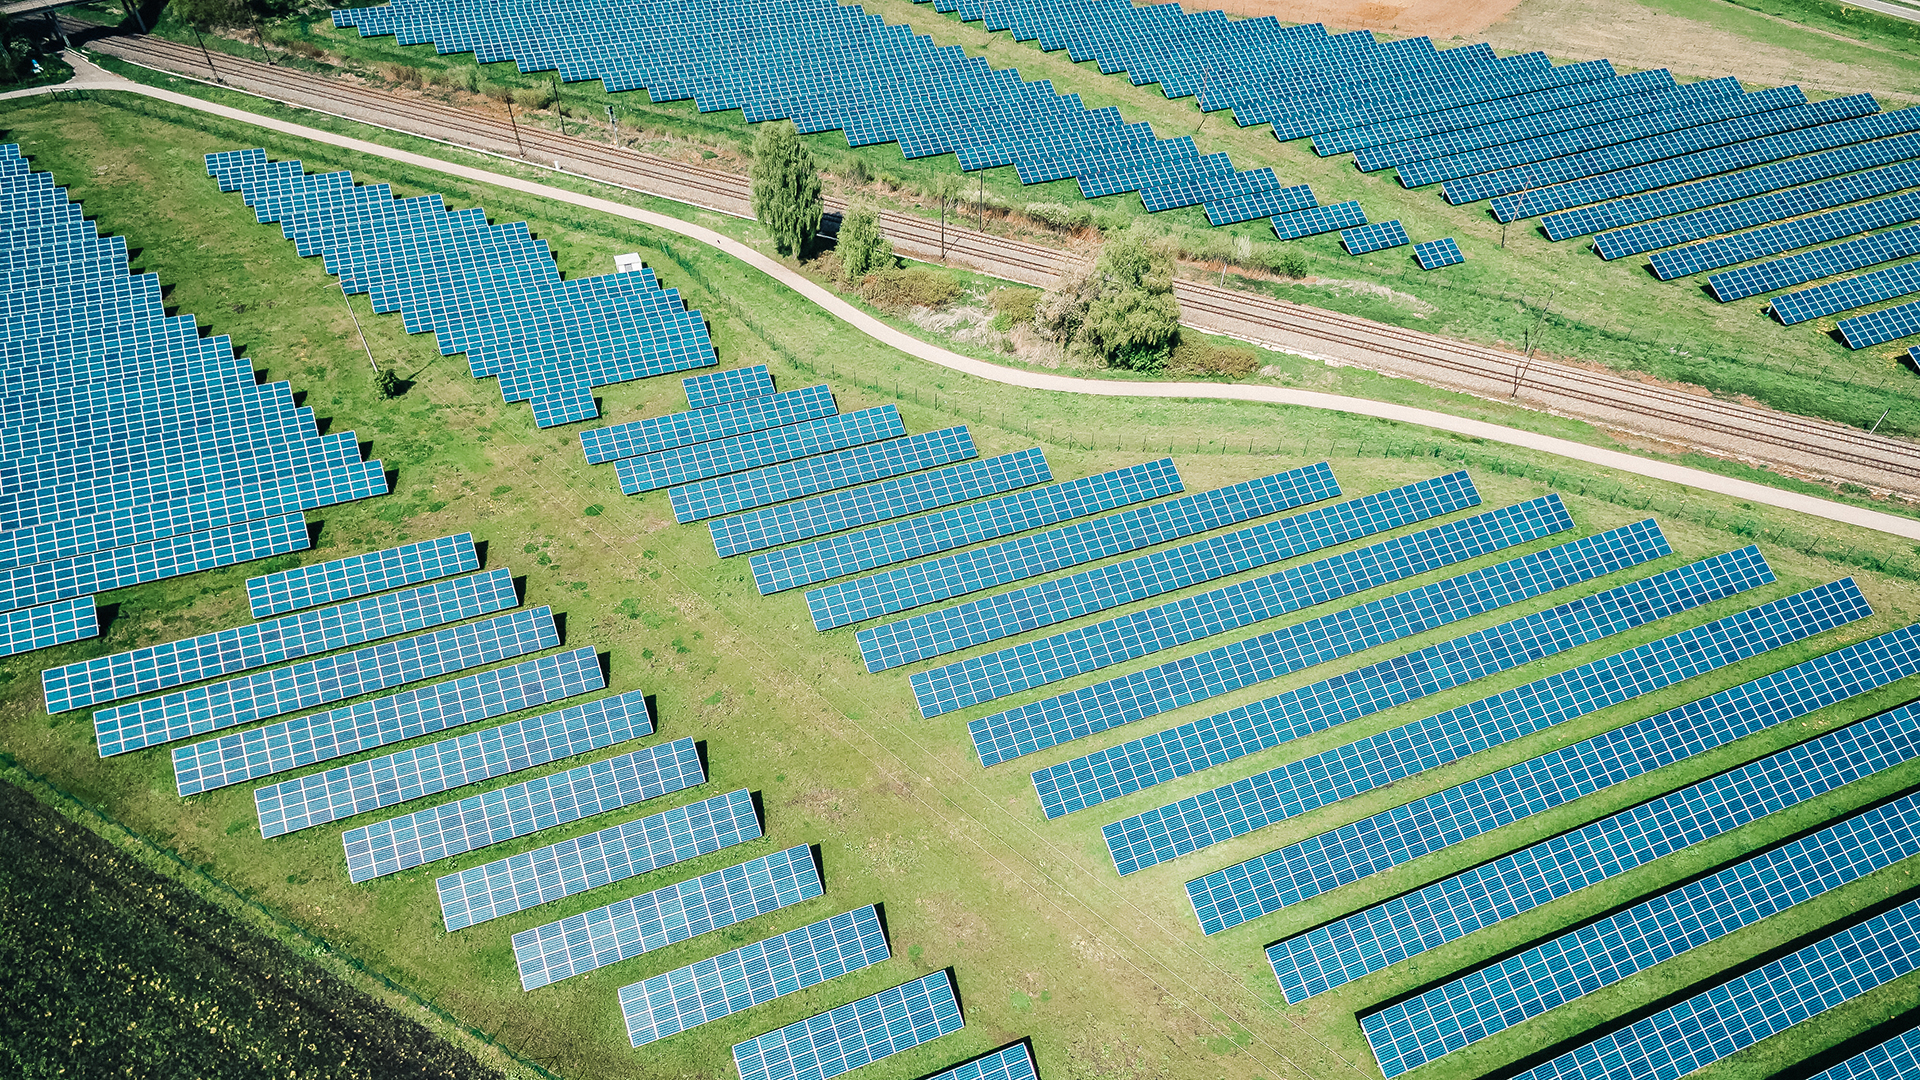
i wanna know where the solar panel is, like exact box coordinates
[1507,896,1920,1080]
[621,905,892,1047]
[581,384,838,465]
[436,788,761,930]
[245,533,476,618]
[1651,190,1920,281]
[810,462,1338,631]
[513,845,821,990]
[0,595,96,657]
[1839,298,1920,348]
[180,645,604,801]
[1711,225,1920,302]
[44,567,518,713]
[253,685,645,835]
[1365,787,1920,1076]
[753,458,1181,594]
[684,365,775,409]
[670,426,978,523]
[878,471,1481,678]
[1311,63,1650,157]
[95,606,558,758]
[1807,1026,1920,1080]
[731,970,964,1080]
[1413,237,1463,269]
[921,1045,1039,1080]
[342,737,701,883]
[1341,219,1409,255]
[973,518,1665,767]
[1194,618,1920,937]
[1772,261,1920,324]
[712,448,1051,558]
[0,512,310,620]
[1272,201,1368,240]
[1203,184,1318,226]
[1041,552,1841,822]
[616,406,904,494]
[920,493,1567,719]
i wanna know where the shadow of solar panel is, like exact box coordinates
[342,737,702,883]
[436,788,761,930]
[1840,298,1920,348]
[246,534,477,619]
[621,905,892,1047]
[671,426,978,523]
[0,595,97,657]
[730,970,963,1080]
[1648,188,1920,279]
[581,385,837,465]
[514,845,821,990]
[684,365,776,409]
[1414,237,1464,269]
[1341,219,1410,255]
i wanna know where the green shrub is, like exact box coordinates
[1272,247,1309,279]
[1023,202,1093,231]
[1168,339,1259,378]
[990,287,1040,331]
[835,205,894,282]
[858,267,961,311]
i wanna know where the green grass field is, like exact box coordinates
[4,89,1920,1080]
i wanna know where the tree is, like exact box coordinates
[835,205,893,282]
[750,121,823,257]
[1033,229,1181,372]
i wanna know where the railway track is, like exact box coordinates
[68,25,1920,498]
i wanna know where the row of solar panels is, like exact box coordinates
[204,150,721,426]
[0,145,389,660]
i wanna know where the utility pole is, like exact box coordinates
[1194,67,1212,135]
[506,97,526,158]
[977,172,984,233]
[606,104,617,141]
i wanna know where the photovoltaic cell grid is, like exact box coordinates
[973,517,1664,768]
[1808,1026,1920,1080]
[1677,191,1920,286]
[246,533,476,618]
[1414,238,1464,269]
[921,492,1566,719]
[1715,226,1920,303]
[1839,299,1920,349]
[1271,688,1920,1002]
[1198,617,1920,939]
[812,461,1338,631]
[255,687,649,835]
[615,406,904,494]
[437,788,761,931]
[1771,262,1920,325]
[684,365,773,409]
[1364,788,1920,1076]
[731,971,964,1080]
[514,845,821,990]
[671,427,978,523]
[44,567,517,713]
[342,737,702,883]
[94,606,558,757]
[1273,202,1368,240]
[580,384,837,465]
[922,1045,1038,1080]
[753,457,1181,595]
[620,905,891,1047]
[712,448,1051,559]
[1033,543,1784,820]
[1507,896,1920,1080]
[0,596,96,658]
[182,645,604,801]
[1341,219,1410,255]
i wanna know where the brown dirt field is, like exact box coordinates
[1176,0,1524,38]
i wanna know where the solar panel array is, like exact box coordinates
[1623,170,1920,271]
[581,384,838,466]
[513,845,821,990]
[620,905,891,1047]
[436,787,760,930]
[684,365,773,409]
[43,567,517,713]
[1413,237,1464,269]
[1839,299,1920,348]
[1664,191,1920,284]
[865,471,1474,673]
[1033,546,1795,821]
[670,426,978,523]
[615,407,906,495]
[245,533,476,618]
[1509,896,1920,1080]
[180,644,604,800]
[96,606,558,758]
[254,687,649,835]
[0,145,385,658]
[1341,219,1409,255]
[205,150,717,427]
[1772,262,1920,325]
[1364,788,1920,1076]
[1709,225,1920,302]
[342,737,702,883]
[1192,618,1920,938]
[730,970,964,1080]
[973,517,1664,768]
[920,493,1568,719]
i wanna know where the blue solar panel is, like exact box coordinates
[1809,1026,1920,1080]
[179,645,604,801]
[1413,237,1464,269]
[1342,219,1409,255]
[1365,787,1920,1076]
[436,788,760,931]
[1840,298,1920,348]
[684,365,774,409]
[712,448,1051,559]
[670,426,978,523]
[44,567,517,713]
[581,384,838,465]
[876,471,1480,677]
[96,605,557,758]
[245,534,475,618]
[1711,225,1920,302]
[731,971,964,1080]
[810,462,1337,631]
[621,905,892,1047]
[0,595,97,657]
[1595,158,1920,261]
[513,845,821,990]
[1652,190,1920,281]
[1508,896,1920,1080]
[921,1045,1038,1080]
[1039,552,1839,821]
[1,512,311,621]
[1274,693,1920,1002]
[1195,617,1920,937]
[1771,261,1920,324]
[1273,201,1368,240]
[616,406,904,494]
[974,518,1665,767]
[921,493,1566,719]
[1203,184,1318,226]
[755,458,1181,594]
[254,686,647,835]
